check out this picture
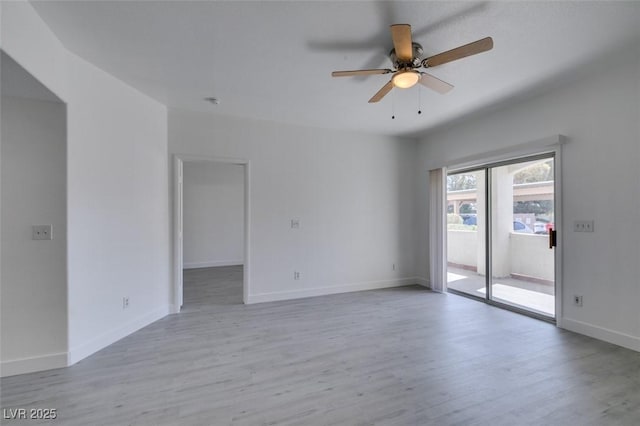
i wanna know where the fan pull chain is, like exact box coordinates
[391,90,396,119]
[418,88,422,115]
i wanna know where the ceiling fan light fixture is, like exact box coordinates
[392,70,420,89]
[331,24,492,103]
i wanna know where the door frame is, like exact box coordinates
[172,154,251,311]
[433,135,565,325]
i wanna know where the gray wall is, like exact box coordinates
[170,109,420,303]
[1,95,67,371]
[183,162,244,268]
[2,2,170,374]
[417,51,640,350]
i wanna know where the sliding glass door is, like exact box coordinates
[446,155,556,320]
[489,159,555,317]
[446,169,486,299]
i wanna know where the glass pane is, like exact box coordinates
[490,158,555,317]
[446,169,486,298]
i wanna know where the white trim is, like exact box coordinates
[243,162,251,305]
[561,318,640,352]
[67,305,170,365]
[173,154,248,165]
[172,154,251,309]
[446,135,567,173]
[173,156,184,309]
[435,137,565,323]
[183,260,244,269]
[246,278,424,304]
[1,352,68,378]
[428,168,447,293]
[415,277,431,288]
[553,146,563,325]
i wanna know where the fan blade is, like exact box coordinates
[368,80,394,103]
[423,37,493,68]
[419,72,454,94]
[390,24,413,62]
[332,69,392,77]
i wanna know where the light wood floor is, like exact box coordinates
[2,266,639,425]
[183,264,244,309]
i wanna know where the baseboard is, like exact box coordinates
[68,305,171,365]
[561,318,640,352]
[1,352,68,378]
[246,277,424,304]
[415,277,431,288]
[184,260,243,269]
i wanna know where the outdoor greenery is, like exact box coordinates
[514,200,553,215]
[448,160,553,191]
[459,203,476,214]
[513,160,554,184]
[447,214,477,231]
[513,160,554,215]
[448,161,554,216]
[447,213,463,224]
[447,174,477,191]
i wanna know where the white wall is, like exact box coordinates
[418,50,640,351]
[510,233,554,282]
[170,110,420,302]
[447,230,477,268]
[447,230,554,281]
[1,95,67,375]
[183,162,244,268]
[1,1,170,374]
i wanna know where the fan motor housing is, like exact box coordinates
[389,42,423,68]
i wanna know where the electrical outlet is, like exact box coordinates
[293,271,300,280]
[573,220,594,232]
[573,295,583,307]
[122,297,130,309]
[290,219,300,229]
[32,225,53,240]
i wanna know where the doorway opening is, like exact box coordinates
[173,155,250,312]
[445,154,557,320]
[1,51,68,376]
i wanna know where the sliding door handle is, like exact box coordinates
[549,229,557,249]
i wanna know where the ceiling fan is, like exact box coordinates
[332,24,493,103]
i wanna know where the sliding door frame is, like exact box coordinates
[436,136,565,325]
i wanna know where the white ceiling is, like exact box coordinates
[31,1,640,138]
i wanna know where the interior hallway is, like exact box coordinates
[183,265,243,310]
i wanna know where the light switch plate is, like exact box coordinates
[32,225,53,240]
[573,220,594,232]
